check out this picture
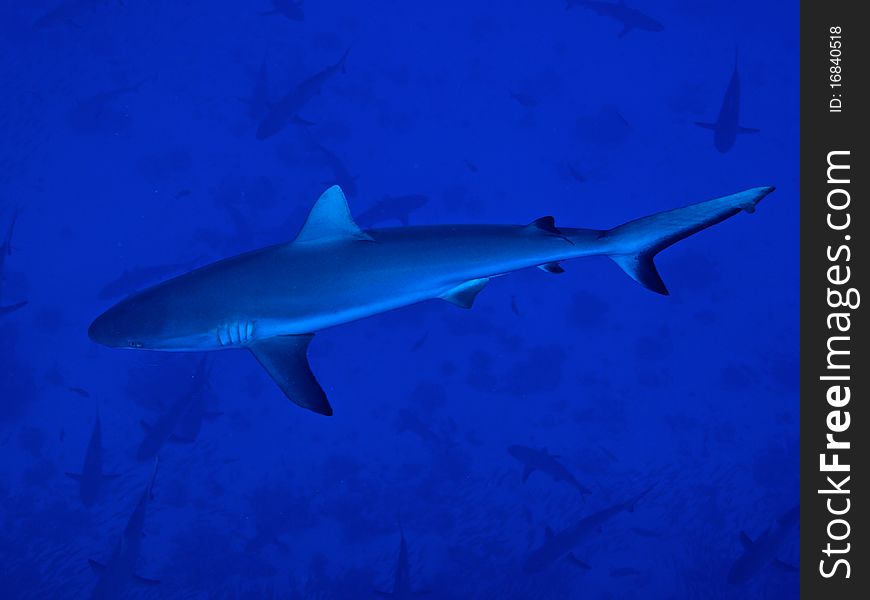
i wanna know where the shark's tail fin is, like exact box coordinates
[601,186,775,295]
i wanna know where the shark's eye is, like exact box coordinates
[129,341,144,349]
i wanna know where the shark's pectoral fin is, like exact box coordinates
[738,126,760,134]
[567,553,591,571]
[739,531,753,549]
[249,334,333,416]
[538,262,565,274]
[294,186,373,244]
[694,121,717,130]
[88,559,106,574]
[133,573,161,586]
[521,465,535,482]
[618,24,633,37]
[292,114,316,127]
[65,472,82,482]
[773,558,799,573]
[440,278,489,309]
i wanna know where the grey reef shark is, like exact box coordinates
[696,50,760,153]
[89,459,160,599]
[568,0,665,38]
[89,184,775,416]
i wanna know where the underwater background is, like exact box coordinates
[1,0,798,598]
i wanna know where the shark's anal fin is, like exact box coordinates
[440,278,489,309]
[294,185,373,244]
[249,334,333,416]
[65,472,82,482]
[88,559,106,574]
[739,531,753,549]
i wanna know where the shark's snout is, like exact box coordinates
[88,309,125,348]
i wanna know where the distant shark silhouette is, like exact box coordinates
[508,445,591,497]
[89,459,160,599]
[1,207,27,316]
[256,49,349,140]
[136,356,210,460]
[569,1,664,37]
[376,524,429,598]
[65,409,118,506]
[728,505,799,584]
[696,50,760,152]
[89,184,775,416]
[523,484,654,573]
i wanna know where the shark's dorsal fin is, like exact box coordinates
[249,334,333,416]
[739,531,753,549]
[294,185,373,244]
[527,216,562,235]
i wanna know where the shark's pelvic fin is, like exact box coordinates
[538,262,565,274]
[440,278,489,308]
[133,574,161,586]
[294,185,373,245]
[604,186,775,295]
[249,334,333,416]
[694,121,717,130]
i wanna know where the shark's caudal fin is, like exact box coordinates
[601,186,775,295]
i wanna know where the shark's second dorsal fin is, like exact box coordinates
[294,185,373,245]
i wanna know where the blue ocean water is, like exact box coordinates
[1,1,798,598]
